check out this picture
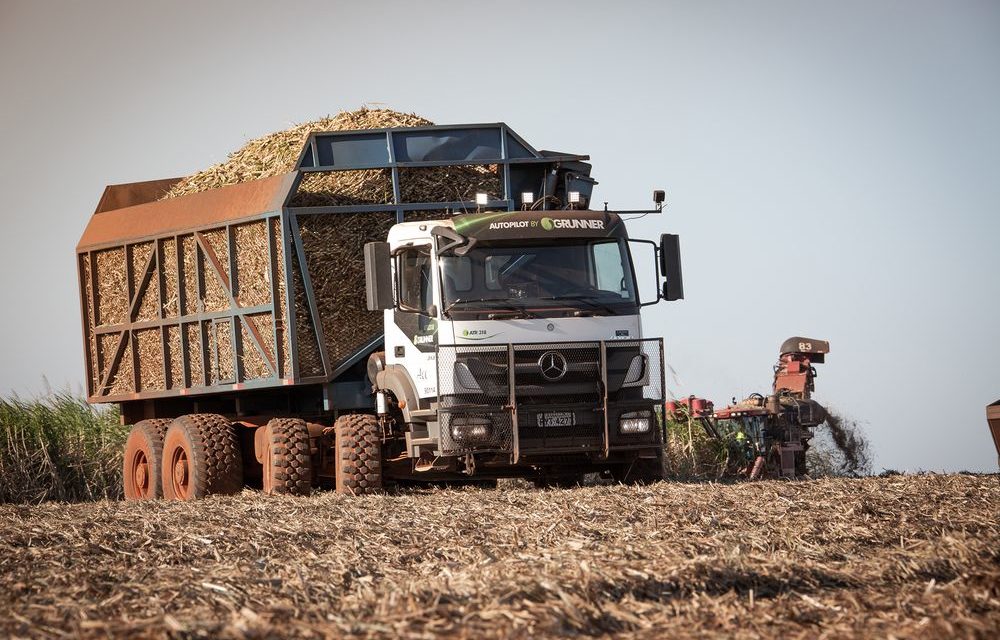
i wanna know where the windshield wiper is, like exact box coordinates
[536,293,622,316]
[444,298,536,319]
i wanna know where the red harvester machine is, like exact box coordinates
[667,337,830,479]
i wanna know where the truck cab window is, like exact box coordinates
[398,246,433,313]
[442,256,472,298]
[592,240,630,297]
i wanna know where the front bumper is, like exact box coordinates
[437,339,665,461]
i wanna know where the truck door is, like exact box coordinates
[393,243,438,398]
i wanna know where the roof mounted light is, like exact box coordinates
[653,189,666,212]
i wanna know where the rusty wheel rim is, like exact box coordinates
[129,450,150,498]
[170,446,191,499]
[262,442,273,495]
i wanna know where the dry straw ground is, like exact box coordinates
[2,474,997,639]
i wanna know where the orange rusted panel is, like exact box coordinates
[77,173,295,251]
[94,178,184,214]
[988,401,1000,467]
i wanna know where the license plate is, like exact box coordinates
[537,412,575,428]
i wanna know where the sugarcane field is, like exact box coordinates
[1,2,998,639]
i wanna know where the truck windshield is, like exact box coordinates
[440,239,638,316]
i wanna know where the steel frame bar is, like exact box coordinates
[280,213,300,383]
[599,341,610,459]
[266,219,284,379]
[79,253,97,396]
[297,156,586,172]
[288,213,330,378]
[287,200,511,217]
[156,240,169,389]
[87,251,101,390]
[507,344,520,464]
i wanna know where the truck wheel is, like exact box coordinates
[123,419,172,500]
[334,413,382,495]
[261,418,312,496]
[161,414,243,501]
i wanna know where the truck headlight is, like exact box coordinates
[619,410,652,434]
[622,355,647,387]
[451,416,493,443]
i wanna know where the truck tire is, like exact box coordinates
[261,418,312,496]
[123,418,172,500]
[161,414,243,501]
[334,413,382,495]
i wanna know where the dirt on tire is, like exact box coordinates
[262,418,312,496]
[334,413,381,495]
[161,414,243,500]
[122,418,171,500]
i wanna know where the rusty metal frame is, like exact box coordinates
[987,401,1000,468]
[82,213,285,402]
[77,253,95,395]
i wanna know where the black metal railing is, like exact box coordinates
[437,339,664,460]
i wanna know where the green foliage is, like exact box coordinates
[0,394,125,503]
[662,415,745,479]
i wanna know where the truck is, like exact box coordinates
[76,122,684,499]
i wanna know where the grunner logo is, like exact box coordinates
[540,217,604,231]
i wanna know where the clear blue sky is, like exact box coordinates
[1,0,997,471]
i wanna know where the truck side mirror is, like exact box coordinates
[659,234,684,301]
[364,242,394,310]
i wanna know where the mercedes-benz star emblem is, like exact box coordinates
[538,351,568,381]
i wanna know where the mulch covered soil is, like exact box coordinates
[1,474,997,639]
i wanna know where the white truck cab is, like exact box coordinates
[366,208,683,482]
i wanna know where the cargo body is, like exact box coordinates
[78,173,395,423]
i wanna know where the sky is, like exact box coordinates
[0,0,997,472]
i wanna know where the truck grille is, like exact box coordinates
[437,339,664,456]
